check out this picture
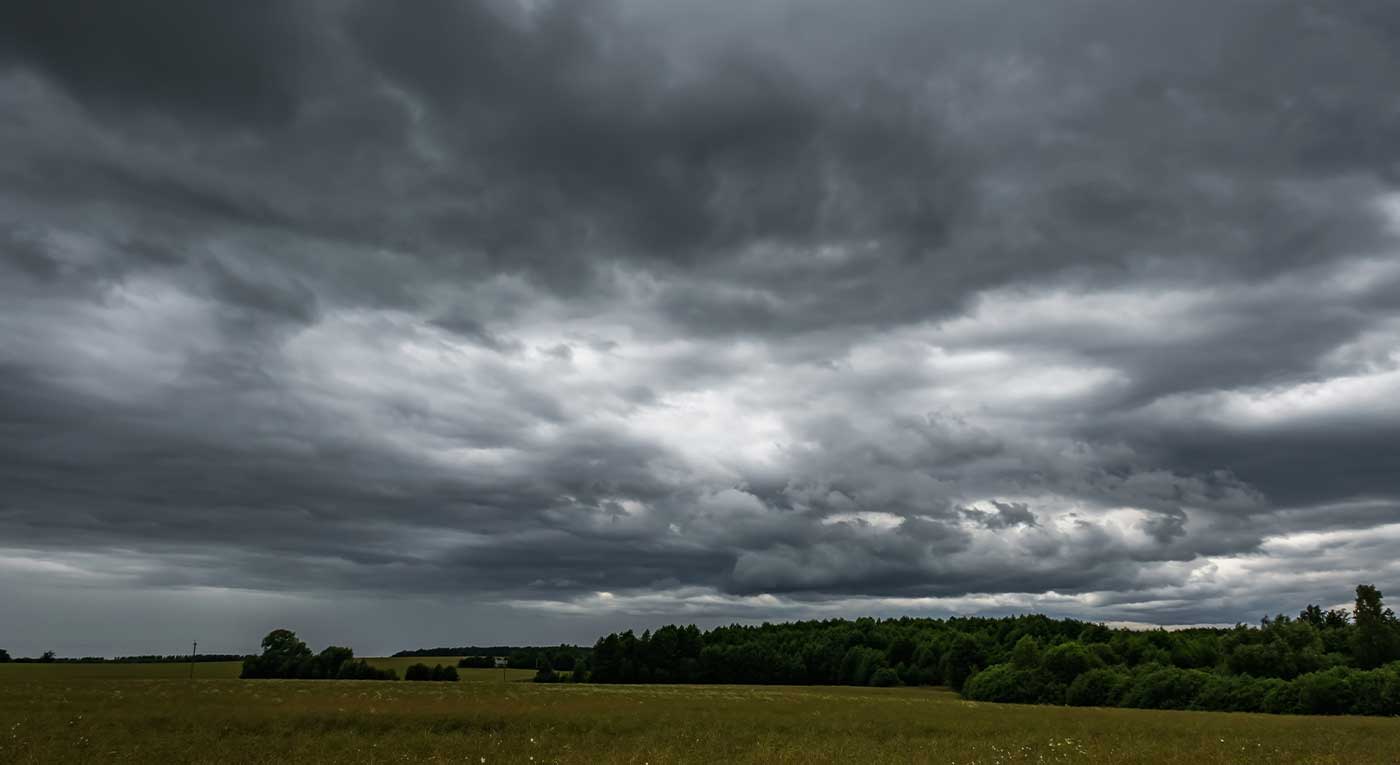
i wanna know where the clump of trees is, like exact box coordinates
[3,650,56,664]
[404,663,459,681]
[532,655,591,683]
[533,656,558,683]
[585,585,1400,717]
[240,629,397,680]
[457,656,496,669]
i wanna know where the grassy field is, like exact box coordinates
[2,663,1398,763]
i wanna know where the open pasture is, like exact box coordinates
[2,666,1398,763]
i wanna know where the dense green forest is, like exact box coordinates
[586,584,1400,716]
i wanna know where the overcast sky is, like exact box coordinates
[3,0,1400,657]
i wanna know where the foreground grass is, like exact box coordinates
[1,671,1397,763]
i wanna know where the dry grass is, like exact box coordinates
[2,664,1397,763]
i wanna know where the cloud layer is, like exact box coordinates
[2,0,1399,654]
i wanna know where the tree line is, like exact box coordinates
[584,584,1400,716]
[400,644,589,671]
[0,651,249,664]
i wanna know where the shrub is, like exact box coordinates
[1382,667,1400,715]
[1294,668,1355,715]
[1262,681,1301,715]
[1345,668,1390,716]
[870,667,902,687]
[963,665,1062,705]
[1190,674,1278,713]
[1066,668,1129,707]
[534,656,558,683]
[405,663,457,681]
[1121,667,1210,710]
[336,660,397,681]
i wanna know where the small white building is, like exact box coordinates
[493,656,508,668]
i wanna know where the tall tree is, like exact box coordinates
[1350,584,1400,669]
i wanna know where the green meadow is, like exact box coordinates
[2,661,1398,764]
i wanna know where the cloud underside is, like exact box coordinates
[2,0,1400,635]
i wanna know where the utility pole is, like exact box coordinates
[189,641,197,680]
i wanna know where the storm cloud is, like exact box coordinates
[2,0,1399,655]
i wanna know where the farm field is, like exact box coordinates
[2,665,1398,764]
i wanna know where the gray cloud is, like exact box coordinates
[1,0,1399,655]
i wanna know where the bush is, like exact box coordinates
[963,665,1062,705]
[1262,681,1301,715]
[1345,668,1390,716]
[458,656,494,669]
[336,660,397,681]
[406,663,458,682]
[1383,667,1400,715]
[870,667,902,687]
[1190,674,1279,713]
[1294,668,1355,715]
[1066,668,1129,707]
[1121,667,1210,710]
[534,656,558,683]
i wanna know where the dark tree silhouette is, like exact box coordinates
[1351,584,1400,669]
[533,655,557,683]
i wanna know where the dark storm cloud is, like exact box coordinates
[2,0,1400,653]
[0,0,311,125]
